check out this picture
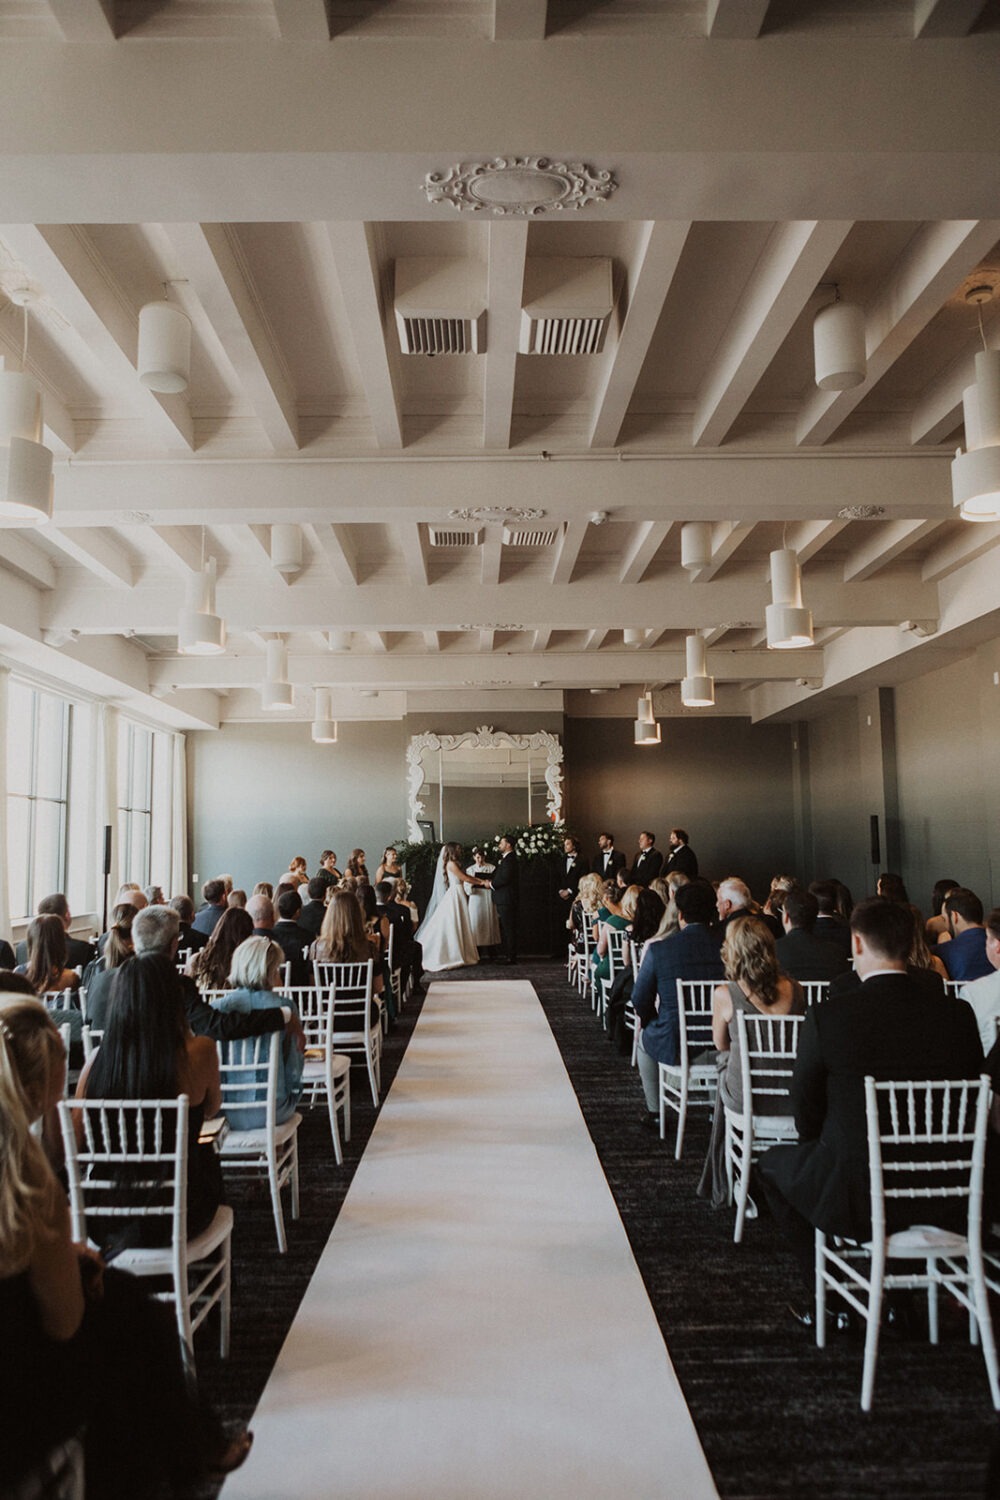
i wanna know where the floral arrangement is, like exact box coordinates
[395,822,566,874]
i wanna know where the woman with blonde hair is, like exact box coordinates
[569,870,603,953]
[212,937,304,1128]
[253,881,274,901]
[227,888,248,909]
[698,916,804,1208]
[0,997,251,1494]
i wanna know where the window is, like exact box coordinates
[6,680,72,920]
[118,719,154,887]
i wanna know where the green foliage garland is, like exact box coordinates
[395,822,565,875]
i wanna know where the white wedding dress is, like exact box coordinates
[417,860,480,971]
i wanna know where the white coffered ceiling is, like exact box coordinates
[1,0,1000,730]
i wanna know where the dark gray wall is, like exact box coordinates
[563,715,796,898]
[187,719,407,895]
[804,698,871,900]
[894,652,991,910]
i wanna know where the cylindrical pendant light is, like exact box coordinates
[177,557,226,655]
[636,693,655,724]
[813,300,866,390]
[634,720,662,746]
[623,628,645,648]
[766,548,813,649]
[680,521,712,572]
[681,633,715,707]
[261,637,293,710]
[311,688,338,744]
[326,630,352,652]
[952,350,1000,521]
[137,301,191,394]
[0,368,53,523]
[271,524,303,576]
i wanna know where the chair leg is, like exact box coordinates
[343,1076,352,1142]
[970,1242,1000,1409]
[860,1251,885,1412]
[219,1237,231,1358]
[815,1231,827,1349]
[927,1259,939,1345]
[291,1135,300,1220]
[327,1076,344,1165]
[366,1039,380,1107]
[268,1141,288,1253]
[675,1075,689,1160]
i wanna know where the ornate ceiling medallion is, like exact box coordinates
[837,505,886,519]
[423,158,617,216]
[456,623,525,632]
[449,506,545,524]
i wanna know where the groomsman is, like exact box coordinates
[594,832,627,882]
[628,831,663,887]
[489,833,519,964]
[553,835,589,956]
[665,828,699,879]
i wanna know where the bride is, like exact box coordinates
[416,843,484,971]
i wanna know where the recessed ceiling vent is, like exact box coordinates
[428,526,484,548]
[519,257,616,355]
[394,258,486,355]
[502,525,560,546]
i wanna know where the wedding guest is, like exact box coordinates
[14,894,96,971]
[192,879,227,937]
[187,907,254,994]
[169,893,209,954]
[298,876,330,940]
[212,937,305,1129]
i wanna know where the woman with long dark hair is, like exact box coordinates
[187,905,254,992]
[77,955,223,1243]
[18,914,79,997]
[0,997,250,1495]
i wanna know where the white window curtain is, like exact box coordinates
[170,732,188,897]
[0,667,10,942]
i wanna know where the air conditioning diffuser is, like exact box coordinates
[394,258,486,355]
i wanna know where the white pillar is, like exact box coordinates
[170,732,188,897]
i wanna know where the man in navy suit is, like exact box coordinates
[594,832,627,882]
[628,831,663,888]
[760,898,983,1290]
[631,882,723,1121]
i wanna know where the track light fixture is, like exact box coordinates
[177,553,226,655]
[813,288,866,391]
[765,548,813,650]
[681,633,715,707]
[261,637,294,711]
[311,687,338,744]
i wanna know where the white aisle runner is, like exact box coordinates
[224,980,717,1500]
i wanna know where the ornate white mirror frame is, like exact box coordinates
[406,726,564,841]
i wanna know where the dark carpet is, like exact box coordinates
[193,962,1000,1500]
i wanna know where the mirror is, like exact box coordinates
[406,727,563,843]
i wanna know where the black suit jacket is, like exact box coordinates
[16,933,96,970]
[86,959,285,1043]
[490,852,519,916]
[555,854,589,900]
[594,848,627,881]
[665,844,698,879]
[628,848,663,887]
[761,973,983,1240]
[813,914,853,958]
[774,927,851,984]
[297,900,327,940]
[271,921,312,986]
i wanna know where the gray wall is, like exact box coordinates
[187,719,407,894]
[803,697,870,900]
[563,716,797,898]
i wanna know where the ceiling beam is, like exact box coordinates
[161,222,299,453]
[149,645,826,692]
[491,0,547,40]
[47,569,939,635]
[367,631,388,653]
[689,521,755,582]
[584,629,609,651]
[841,519,943,582]
[551,517,590,585]
[44,527,134,588]
[483,221,528,451]
[0,223,194,450]
[271,0,331,40]
[0,533,56,590]
[400,522,430,586]
[44,0,116,41]
[797,219,1000,447]
[910,318,1000,445]
[422,630,440,652]
[693,220,853,447]
[303,522,358,585]
[782,518,849,564]
[46,453,954,527]
[533,628,552,651]
[706,0,771,37]
[921,520,1000,583]
[619,521,671,585]
[144,525,203,576]
[323,222,403,450]
[589,220,691,450]
[913,0,988,36]
[481,525,503,586]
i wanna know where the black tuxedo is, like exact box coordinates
[490,851,519,962]
[297,899,327,940]
[761,973,983,1243]
[665,843,698,879]
[556,854,589,898]
[774,927,851,984]
[628,848,663,887]
[594,848,626,881]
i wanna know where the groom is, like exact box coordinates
[489,833,519,965]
